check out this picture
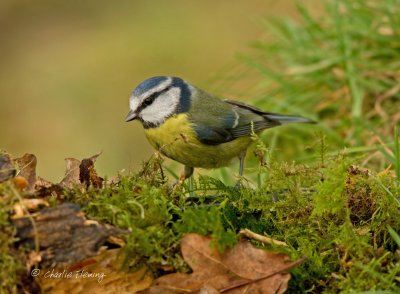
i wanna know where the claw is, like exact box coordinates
[235,180,242,188]
[169,166,194,193]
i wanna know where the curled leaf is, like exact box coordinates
[60,158,81,189]
[60,152,103,189]
[15,153,37,191]
[145,233,305,294]
[79,152,103,188]
[0,153,16,182]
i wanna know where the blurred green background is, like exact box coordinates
[0,0,319,181]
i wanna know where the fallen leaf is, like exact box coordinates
[0,153,16,182]
[35,176,53,189]
[37,249,153,294]
[34,182,65,198]
[144,234,304,294]
[60,158,81,189]
[15,153,37,191]
[60,152,103,189]
[67,258,98,272]
[12,154,63,196]
[79,152,103,188]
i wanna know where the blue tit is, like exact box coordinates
[125,76,314,183]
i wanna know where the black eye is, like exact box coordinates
[143,95,155,106]
[142,86,172,107]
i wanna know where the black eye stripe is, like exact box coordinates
[160,85,172,95]
[140,85,173,108]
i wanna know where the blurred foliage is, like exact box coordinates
[0,0,306,181]
[210,0,400,177]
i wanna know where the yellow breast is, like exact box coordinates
[144,114,251,168]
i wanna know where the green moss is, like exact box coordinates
[250,156,400,293]
[1,149,399,292]
[0,184,27,294]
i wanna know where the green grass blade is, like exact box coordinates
[395,125,400,187]
[387,225,400,247]
[377,146,395,164]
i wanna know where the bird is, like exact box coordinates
[125,76,314,185]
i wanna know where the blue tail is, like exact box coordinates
[264,113,315,124]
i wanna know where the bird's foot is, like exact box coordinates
[234,176,248,189]
[235,180,242,189]
[168,172,188,194]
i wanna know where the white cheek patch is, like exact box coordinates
[129,96,140,112]
[140,87,181,125]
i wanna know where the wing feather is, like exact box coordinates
[230,120,280,138]
[191,98,281,145]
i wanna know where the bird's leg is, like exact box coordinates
[171,166,194,192]
[238,150,246,177]
[180,165,194,183]
[235,150,247,187]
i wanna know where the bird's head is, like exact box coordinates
[125,76,192,128]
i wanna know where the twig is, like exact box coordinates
[240,228,288,247]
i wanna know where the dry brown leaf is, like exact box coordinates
[35,176,53,189]
[37,249,153,294]
[144,234,304,294]
[11,153,64,196]
[60,158,81,189]
[79,152,103,188]
[15,153,37,191]
[1,152,104,191]
[0,153,16,182]
[60,152,103,189]
[34,183,65,198]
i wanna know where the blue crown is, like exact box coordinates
[132,76,168,97]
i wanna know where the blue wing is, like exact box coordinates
[188,86,313,146]
[191,99,280,145]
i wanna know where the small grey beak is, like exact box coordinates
[125,110,137,122]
